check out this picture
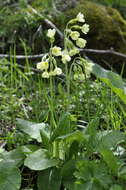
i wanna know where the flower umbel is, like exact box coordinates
[76,12,85,23]
[52,46,62,56]
[47,29,56,39]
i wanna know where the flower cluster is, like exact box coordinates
[73,59,94,81]
[36,53,62,78]
[36,12,90,78]
[68,12,90,49]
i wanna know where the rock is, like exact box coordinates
[54,0,126,71]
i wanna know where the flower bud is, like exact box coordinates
[76,12,85,23]
[47,28,56,39]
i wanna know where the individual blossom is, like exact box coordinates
[42,71,49,78]
[61,51,71,64]
[81,24,89,34]
[69,48,79,56]
[51,46,62,56]
[84,61,94,73]
[53,67,62,75]
[37,61,49,71]
[47,28,56,39]
[76,12,85,23]
[70,31,80,41]
[76,38,87,48]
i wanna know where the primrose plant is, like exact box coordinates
[2,13,126,190]
[36,12,93,80]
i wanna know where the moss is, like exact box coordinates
[54,0,126,70]
[55,0,126,51]
[1,0,126,70]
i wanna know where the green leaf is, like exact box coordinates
[84,117,100,153]
[92,63,126,104]
[0,161,21,190]
[37,168,61,190]
[110,185,123,190]
[40,125,50,149]
[50,112,72,142]
[21,145,40,156]
[73,183,102,190]
[85,117,99,136]
[97,130,124,151]
[61,160,76,190]
[0,148,25,167]
[74,160,112,189]
[24,149,58,171]
[101,149,119,174]
[16,118,47,142]
[57,130,85,142]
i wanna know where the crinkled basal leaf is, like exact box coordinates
[0,147,25,167]
[24,149,58,171]
[92,63,126,104]
[37,168,61,190]
[21,145,40,156]
[110,184,123,190]
[50,112,72,142]
[62,160,76,190]
[16,118,46,142]
[100,149,120,175]
[57,130,85,142]
[0,161,21,190]
[74,160,112,189]
[97,130,124,151]
[40,125,51,149]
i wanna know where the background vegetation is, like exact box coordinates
[1,0,126,190]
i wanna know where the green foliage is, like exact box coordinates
[1,11,126,190]
[0,162,21,190]
[37,168,61,190]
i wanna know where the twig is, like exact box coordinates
[5,63,41,73]
[0,53,46,60]
[81,48,126,59]
[28,5,64,40]
[1,48,126,60]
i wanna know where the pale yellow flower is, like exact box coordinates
[81,24,89,34]
[69,48,79,56]
[47,29,56,39]
[62,51,71,64]
[42,71,49,78]
[70,31,80,41]
[37,61,49,71]
[53,67,62,75]
[52,46,62,56]
[76,12,85,23]
[84,61,94,73]
[76,38,87,48]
